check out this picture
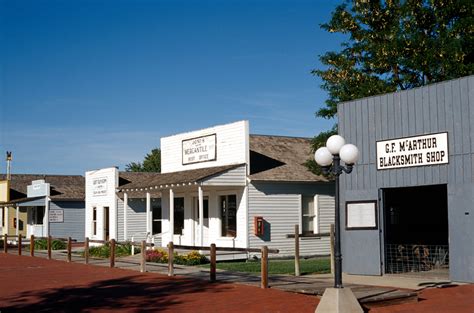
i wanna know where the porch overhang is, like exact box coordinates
[117,163,246,197]
[0,196,45,207]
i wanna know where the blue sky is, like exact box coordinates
[1,0,343,174]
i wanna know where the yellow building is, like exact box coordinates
[1,179,27,237]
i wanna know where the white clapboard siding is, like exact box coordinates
[202,165,247,186]
[248,182,335,256]
[161,120,249,173]
[318,195,335,234]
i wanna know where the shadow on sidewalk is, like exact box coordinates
[1,275,229,312]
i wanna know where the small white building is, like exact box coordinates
[85,121,335,256]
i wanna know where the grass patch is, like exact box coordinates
[200,257,330,275]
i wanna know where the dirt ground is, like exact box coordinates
[0,254,473,312]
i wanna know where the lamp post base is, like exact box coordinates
[315,288,364,313]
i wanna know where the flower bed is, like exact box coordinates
[146,248,208,266]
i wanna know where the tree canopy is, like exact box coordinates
[308,0,473,173]
[314,0,473,121]
[125,148,161,173]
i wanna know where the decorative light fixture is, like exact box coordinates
[314,135,362,313]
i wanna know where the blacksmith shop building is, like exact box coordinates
[338,75,473,282]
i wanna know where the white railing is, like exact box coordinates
[130,231,166,255]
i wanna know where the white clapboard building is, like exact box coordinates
[85,121,335,257]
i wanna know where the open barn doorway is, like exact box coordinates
[383,184,449,276]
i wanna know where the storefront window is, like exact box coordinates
[174,198,184,235]
[220,195,237,237]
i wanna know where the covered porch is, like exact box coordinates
[2,197,48,238]
[118,164,248,249]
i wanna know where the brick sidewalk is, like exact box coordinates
[0,254,318,312]
[1,253,473,312]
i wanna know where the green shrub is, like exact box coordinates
[34,239,66,250]
[86,242,140,258]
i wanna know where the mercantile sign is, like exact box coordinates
[182,134,217,165]
[377,132,448,170]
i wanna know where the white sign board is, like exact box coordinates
[377,132,448,170]
[346,202,377,229]
[92,177,108,196]
[49,209,64,223]
[182,134,217,165]
[27,181,50,198]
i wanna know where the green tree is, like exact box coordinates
[309,0,473,172]
[125,148,161,173]
[315,0,473,120]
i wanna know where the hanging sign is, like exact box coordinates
[92,177,108,196]
[182,134,217,165]
[377,132,448,170]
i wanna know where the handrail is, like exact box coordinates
[171,244,279,254]
[33,236,78,242]
[286,232,330,238]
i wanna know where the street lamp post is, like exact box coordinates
[314,135,362,313]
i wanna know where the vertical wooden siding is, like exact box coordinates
[339,76,474,190]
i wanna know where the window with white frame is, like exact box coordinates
[302,195,319,234]
[92,207,97,236]
[220,194,237,237]
[152,202,162,235]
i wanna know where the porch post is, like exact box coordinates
[44,197,50,236]
[4,206,8,235]
[15,205,19,237]
[198,186,204,247]
[124,192,128,240]
[0,207,3,234]
[169,188,174,243]
[146,192,151,236]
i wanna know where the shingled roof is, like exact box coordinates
[249,135,327,182]
[118,164,244,192]
[0,174,85,202]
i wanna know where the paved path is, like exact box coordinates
[0,254,318,313]
[2,250,473,312]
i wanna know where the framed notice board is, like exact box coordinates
[345,201,377,230]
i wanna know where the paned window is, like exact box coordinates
[152,202,162,235]
[302,196,318,234]
[220,195,237,237]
